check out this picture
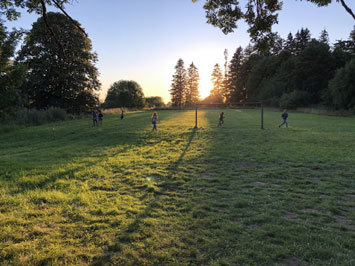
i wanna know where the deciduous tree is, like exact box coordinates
[17,12,100,113]
[0,22,25,117]
[193,0,354,52]
[104,80,145,109]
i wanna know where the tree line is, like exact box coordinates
[170,27,355,110]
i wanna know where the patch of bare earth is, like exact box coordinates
[218,189,231,193]
[312,177,322,183]
[284,212,302,222]
[257,172,266,176]
[247,224,261,229]
[249,181,266,186]
[302,208,321,214]
[343,194,355,201]
[333,216,355,231]
[202,172,213,178]
[277,256,310,266]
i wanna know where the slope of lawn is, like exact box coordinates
[0,109,355,265]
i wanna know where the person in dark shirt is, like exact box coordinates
[279,110,289,128]
[120,108,124,120]
[98,111,104,125]
[218,112,224,127]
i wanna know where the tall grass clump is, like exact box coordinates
[1,107,69,126]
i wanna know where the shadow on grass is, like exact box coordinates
[1,111,179,192]
[91,127,199,265]
[170,128,197,169]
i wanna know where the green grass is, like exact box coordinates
[1,109,355,265]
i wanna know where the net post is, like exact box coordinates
[194,103,198,129]
[261,102,264,129]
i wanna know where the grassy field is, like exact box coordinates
[1,109,355,266]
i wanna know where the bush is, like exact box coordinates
[46,107,67,121]
[280,90,311,109]
[2,108,69,126]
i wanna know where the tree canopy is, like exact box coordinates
[17,12,100,113]
[104,80,146,109]
[0,22,25,117]
[193,0,355,52]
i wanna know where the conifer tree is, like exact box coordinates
[319,29,329,44]
[284,32,296,55]
[294,28,311,55]
[228,47,244,102]
[222,49,230,101]
[210,63,224,102]
[186,62,200,106]
[170,59,187,107]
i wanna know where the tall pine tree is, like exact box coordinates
[294,28,311,55]
[210,63,224,103]
[228,47,244,102]
[186,62,200,106]
[170,59,187,107]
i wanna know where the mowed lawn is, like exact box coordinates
[1,109,355,266]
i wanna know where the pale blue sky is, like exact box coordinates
[4,0,355,102]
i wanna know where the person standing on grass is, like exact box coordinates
[152,112,158,131]
[98,110,104,125]
[218,112,225,127]
[279,109,289,128]
[92,110,98,126]
[120,108,124,120]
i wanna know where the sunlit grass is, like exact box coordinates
[1,109,355,265]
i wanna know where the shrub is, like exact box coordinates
[2,108,69,126]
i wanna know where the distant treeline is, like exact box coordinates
[171,27,355,111]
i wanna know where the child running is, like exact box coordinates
[218,112,225,127]
[152,112,158,131]
[279,109,289,128]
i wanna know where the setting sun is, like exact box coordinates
[198,78,212,100]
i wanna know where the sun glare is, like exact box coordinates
[199,78,212,100]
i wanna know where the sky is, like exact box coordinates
[4,0,355,103]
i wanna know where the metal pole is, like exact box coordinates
[261,103,264,129]
[194,103,198,129]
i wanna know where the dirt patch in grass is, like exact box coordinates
[277,256,310,266]
[249,181,266,186]
[247,224,261,229]
[343,194,355,201]
[257,172,267,176]
[333,216,355,231]
[218,189,231,193]
[272,184,281,188]
[320,194,328,199]
[202,172,214,178]
[284,212,302,222]
[312,177,322,183]
[302,208,321,214]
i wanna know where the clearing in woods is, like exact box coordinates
[1,109,355,265]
